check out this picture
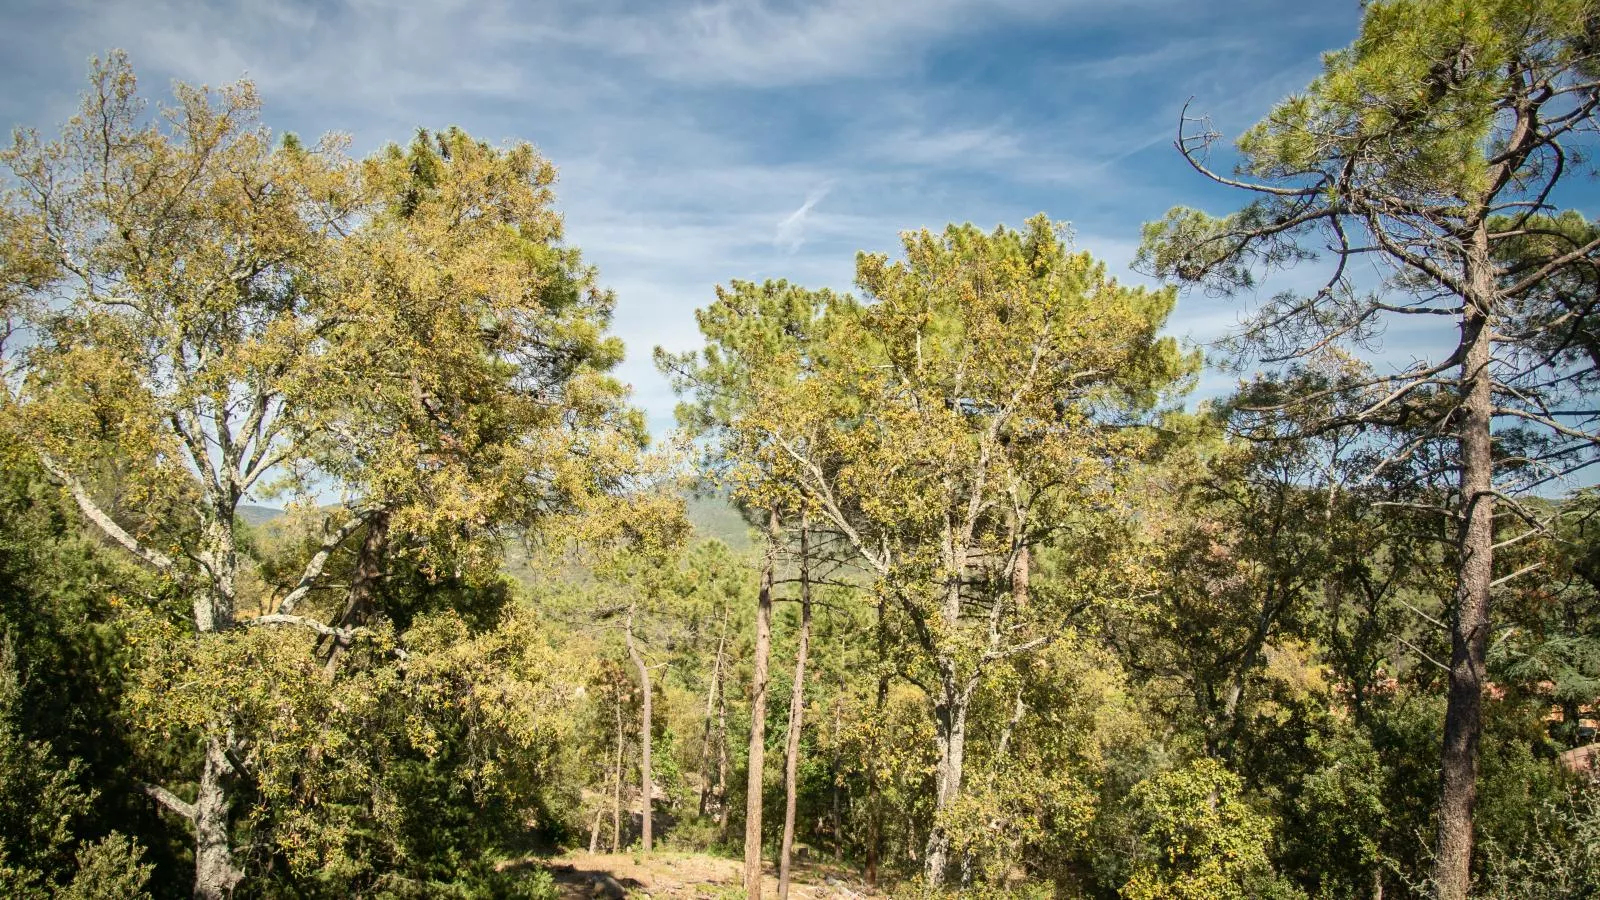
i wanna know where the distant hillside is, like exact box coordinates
[238,505,284,528]
[232,495,753,553]
[684,493,754,551]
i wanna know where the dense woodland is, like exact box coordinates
[2,1,1600,898]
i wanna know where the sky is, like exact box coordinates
[0,0,1377,438]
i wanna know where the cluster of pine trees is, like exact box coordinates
[1,1,1599,898]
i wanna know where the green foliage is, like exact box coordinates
[1480,781,1600,900]
[55,834,154,900]
[1120,759,1300,900]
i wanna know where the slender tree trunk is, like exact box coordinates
[589,807,603,854]
[613,694,625,853]
[1431,239,1497,900]
[778,516,812,900]
[700,616,728,817]
[192,737,243,900]
[830,693,844,862]
[924,683,971,889]
[323,512,389,677]
[744,507,779,900]
[992,684,1026,783]
[626,607,653,853]
[717,667,732,841]
[865,599,887,890]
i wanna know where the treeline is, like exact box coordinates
[1,2,1599,899]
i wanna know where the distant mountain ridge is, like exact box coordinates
[233,496,753,551]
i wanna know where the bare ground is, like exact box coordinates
[530,850,884,900]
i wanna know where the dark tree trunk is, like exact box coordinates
[743,507,779,899]
[778,516,812,900]
[1431,240,1497,900]
[323,512,389,677]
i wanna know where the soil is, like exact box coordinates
[529,850,884,899]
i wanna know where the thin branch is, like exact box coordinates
[1398,636,1450,674]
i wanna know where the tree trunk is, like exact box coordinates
[626,607,653,853]
[323,512,389,677]
[865,599,887,890]
[197,502,239,632]
[744,506,779,900]
[717,666,732,841]
[613,693,625,853]
[589,807,603,854]
[192,737,243,900]
[830,693,844,862]
[1431,241,1497,900]
[923,684,971,889]
[778,516,812,900]
[700,616,728,817]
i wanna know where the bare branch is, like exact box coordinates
[37,451,179,573]
[274,508,380,615]
[139,782,196,820]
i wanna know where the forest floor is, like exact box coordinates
[527,850,886,899]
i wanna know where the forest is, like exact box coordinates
[1,1,1598,898]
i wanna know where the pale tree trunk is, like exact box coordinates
[193,498,244,899]
[1431,238,1497,900]
[716,669,732,841]
[197,504,239,633]
[589,807,603,854]
[778,515,812,900]
[743,507,779,900]
[193,737,244,900]
[923,683,971,889]
[626,607,653,853]
[699,615,728,818]
[613,694,625,853]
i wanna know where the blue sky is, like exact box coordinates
[1,0,1371,437]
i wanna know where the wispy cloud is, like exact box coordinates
[0,0,1369,436]
[775,182,835,253]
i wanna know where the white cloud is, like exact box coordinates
[2,0,1371,436]
[774,182,834,253]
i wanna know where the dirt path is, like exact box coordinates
[534,851,881,899]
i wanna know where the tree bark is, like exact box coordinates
[923,685,971,889]
[613,692,625,853]
[322,511,389,678]
[589,807,603,854]
[830,692,844,862]
[744,507,779,900]
[717,665,732,841]
[1431,236,1497,900]
[192,737,244,900]
[626,607,653,853]
[699,614,728,818]
[778,515,812,900]
[864,599,887,890]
